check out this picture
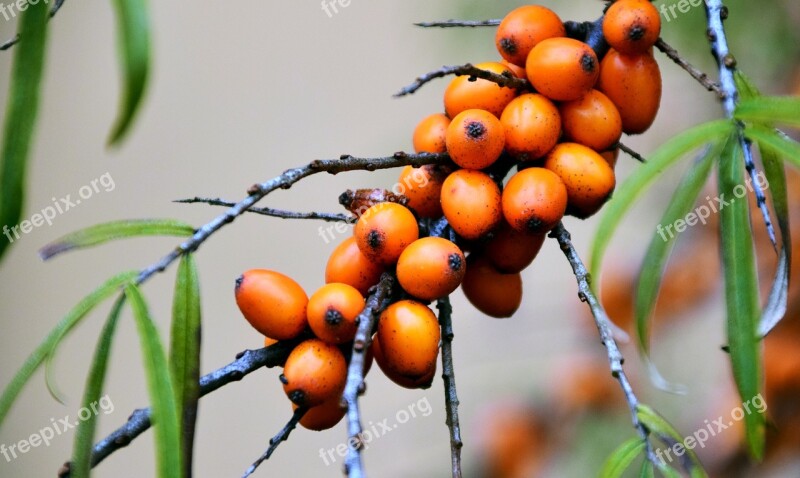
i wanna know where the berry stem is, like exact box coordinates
[241,406,308,478]
[437,297,463,478]
[394,64,531,98]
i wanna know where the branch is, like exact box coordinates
[654,38,722,98]
[343,273,396,478]
[241,406,307,478]
[617,142,647,163]
[548,223,657,464]
[174,197,353,223]
[704,1,776,249]
[1,0,65,51]
[436,297,462,478]
[57,342,296,477]
[394,64,531,98]
[413,19,500,28]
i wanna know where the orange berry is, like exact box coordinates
[501,60,527,79]
[376,300,440,378]
[502,167,567,234]
[282,339,347,407]
[413,113,451,153]
[544,143,616,218]
[603,0,661,55]
[325,237,384,296]
[444,61,518,118]
[526,38,599,101]
[600,148,620,169]
[441,170,503,240]
[500,93,561,161]
[484,222,546,273]
[445,109,506,170]
[372,335,436,389]
[264,336,279,347]
[495,5,566,67]
[235,269,308,340]
[397,164,452,218]
[559,89,622,152]
[461,255,523,318]
[597,49,662,134]
[307,283,365,345]
[295,398,346,431]
[354,203,419,265]
[397,237,466,301]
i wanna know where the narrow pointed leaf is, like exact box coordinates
[0,0,49,262]
[718,138,765,459]
[745,126,800,171]
[735,97,800,129]
[600,438,646,478]
[70,296,126,478]
[170,254,202,478]
[639,460,654,478]
[636,404,708,478]
[126,284,183,477]
[591,120,734,292]
[0,271,137,429]
[108,0,151,145]
[40,219,195,260]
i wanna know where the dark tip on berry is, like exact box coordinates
[288,389,306,406]
[448,253,463,272]
[580,53,597,73]
[526,217,544,232]
[234,275,244,291]
[465,121,486,140]
[628,25,645,41]
[367,229,383,250]
[279,373,289,385]
[325,308,344,326]
[499,37,517,55]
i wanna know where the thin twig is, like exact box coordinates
[343,273,396,478]
[394,64,531,97]
[1,0,65,51]
[549,223,657,465]
[704,1,776,250]
[57,342,296,477]
[617,142,647,163]
[654,38,722,98]
[241,407,308,478]
[414,19,500,28]
[175,197,353,223]
[437,297,462,478]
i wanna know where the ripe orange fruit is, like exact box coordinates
[495,5,566,67]
[597,49,662,134]
[501,60,527,79]
[441,170,503,240]
[307,283,365,345]
[325,237,384,296]
[544,143,616,218]
[376,300,441,378]
[502,167,567,234]
[235,269,308,340]
[397,237,466,301]
[413,113,451,153]
[603,0,661,55]
[461,255,523,318]
[445,109,506,170]
[295,398,346,431]
[600,148,620,169]
[500,93,561,161]
[444,61,518,118]
[397,164,452,218]
[372,335,436,389]
[354,202,419,265]
[282,339,347,407]
[526,38,599,101]
[484,222,546,274]
[559,89,622,152]
[264,336,279,347]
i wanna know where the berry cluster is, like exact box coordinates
[235,1,663,432]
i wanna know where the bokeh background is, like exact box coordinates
[1,1,798,477]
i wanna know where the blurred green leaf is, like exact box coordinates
[40,219,195,260]
[126,284,183,477]
[70,296,125,478]
[745,126,800,171]
[639,460,654,478]
[718,138,765,459]
[636,404,708,478]
[108,0,151,145]
[735,97,800,129]
[0,0,49,262]
[170,254,202,478]
[0,271,137,429]
[600,438,645,478]
[591,120,734,295]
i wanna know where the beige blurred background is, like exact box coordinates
[0,1,798,477]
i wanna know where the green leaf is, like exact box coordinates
[126,284,183,478]
[735,97,800,129]
[108,0,152,145]
[600,438,646,478]
[718,138,765,459]
[40,219,195,260]
[0,0,49,262]
[634,142,721,392]
[0,271,137,429]
[591,120,734,293]
[170,254,202,478]
[745,126,800,171]
[639,460,654,478]
[70,296,126,478]
[636,404,708,478]
[733,71,760,101]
